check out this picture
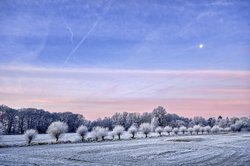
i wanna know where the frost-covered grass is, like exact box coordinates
[0,131,161,146]
[0,133,79,146]
[0,131,244,146]
[168,136,204,142]
[0,132,250,165]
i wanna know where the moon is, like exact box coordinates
[199,44,203,48]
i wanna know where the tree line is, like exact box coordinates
[0,105,249,135]
[0,105,87,134]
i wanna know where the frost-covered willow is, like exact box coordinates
[179,126,187,135]
[204,126,211,134]
[140,123,151,138]
[47,121,68,142]
[188,127,194,135]
[24,129,38,144]
[76,125,88,141]
[200,126,205,134]
[113,125,125,140]
[95,126,108,140]
[90,130,98,141]
[164,126,172,135]
[128,125,138,139]
[193,125,201,135]
[109,131,116,140]
[211,125,220,134]
[172,128,179,135]
[155,126,163,137]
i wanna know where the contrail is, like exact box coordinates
[64,0,114,64]
[65,24,74,46]
[58,6,75,46]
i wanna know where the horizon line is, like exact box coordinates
[1,103,249,121]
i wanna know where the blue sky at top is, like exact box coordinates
[0,0,249,70]
[1,0,250,119]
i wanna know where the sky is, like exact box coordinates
[0,0,250,120]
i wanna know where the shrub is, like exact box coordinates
[140,123,151,138]
[47,121,68,142]
[109,131,116,140]
[164,126,172,135]
[24,129,38,144]
[204,126,211,134]
[193,125,201,135]
[90,130,99,141]
[200,127,205,134]
[188,127,194,135]
[223,127,231,132]
[113,125,125,140]
[211,125,220,134]
[172,127,179,135]
[128,125,138,139]
[230,120,245,132]
[155,126,163,137]
[76,125,88,142]
[179,126,187,135]
[95,126,108,141]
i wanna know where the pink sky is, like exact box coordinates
[0,66,250,120]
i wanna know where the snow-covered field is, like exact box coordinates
[0,132,250,166]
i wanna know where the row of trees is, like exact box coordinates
[1,105,250,135]
[16,121,231,145]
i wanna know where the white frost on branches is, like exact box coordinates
[47,121,68,142]
[164,126,172,135]
[76,125,88,141]
[128,125,138,139]
[24,129,38,144]
[155,126,163,137]
[113,125,125,140]
[140,123,151,138]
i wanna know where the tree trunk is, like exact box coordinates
[7,122,12,133]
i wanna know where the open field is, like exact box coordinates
[0,132,250,166]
